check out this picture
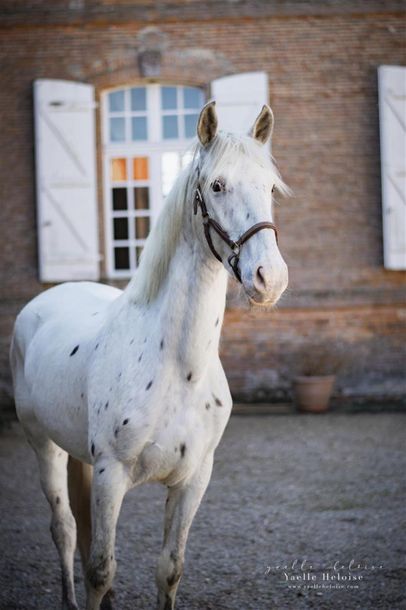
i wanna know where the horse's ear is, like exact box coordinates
[250,105,274,145]
[197,101,218,146]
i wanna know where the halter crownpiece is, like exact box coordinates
[193,182,279,284]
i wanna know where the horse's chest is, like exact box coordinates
[111,375,229,485]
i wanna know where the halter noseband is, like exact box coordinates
[193,180,278,284]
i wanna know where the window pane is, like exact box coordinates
[161,87,177,110]
[134,187,149,210]
[133,157,149,180]
[163,115,178,139]
[111,159,127,181]
[130,87,146,111]
[135,216,150,240]
[131,117,147,141]
[113,217,128,239]
[162,152,180,197]
[114,247,130,270]
[108,90,125,112]
[184,114,199,139]
[135,246,143,265]
[112,188,127,210]
[110,117,125,142]
[183,87,203,109]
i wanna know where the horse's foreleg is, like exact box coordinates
[34,439,78,610]
[156,454,214,610]
[85,461,128,610]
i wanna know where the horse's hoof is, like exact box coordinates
[62,602,79,610]
[100,588,115,610]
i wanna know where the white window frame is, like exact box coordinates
[102,84,203,278]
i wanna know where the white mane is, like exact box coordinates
[127,131,289,305]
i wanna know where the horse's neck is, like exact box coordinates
[124,202,228,379]
[156,235,228,378]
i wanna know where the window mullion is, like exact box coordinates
[149,85,161,143]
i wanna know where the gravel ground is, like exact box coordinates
[0,412,405,610]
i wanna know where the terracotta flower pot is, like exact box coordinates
[293,375,335,413]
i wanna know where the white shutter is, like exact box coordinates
[378,66,406,270]
[211,72,269,134]
[34,79,100,282]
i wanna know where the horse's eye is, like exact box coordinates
[212,179,225,193]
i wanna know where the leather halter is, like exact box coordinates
[193,183,278,284]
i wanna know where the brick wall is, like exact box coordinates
[0,1,405,406]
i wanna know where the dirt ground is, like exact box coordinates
[0,411,405,610]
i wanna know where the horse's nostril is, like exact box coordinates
[256,266,266,288]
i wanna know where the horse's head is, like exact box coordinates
[194,101,289,306]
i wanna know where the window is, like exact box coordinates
[103,84,204,277]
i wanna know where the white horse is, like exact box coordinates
[10,101,288,610]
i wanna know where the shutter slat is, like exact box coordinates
[34,79,100,282]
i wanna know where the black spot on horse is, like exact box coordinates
[160,339,164,350]
[80,392,84,399]
[70,345,79,356]
[186,372,192,381]
[130,338,134,345]
[246,212,250,220]
[214,395,223,407]
[105,401,109,410]
[146,380,153,390]
[215,317,219,327]
[138,353,143,363]
[180,443,186,458]
[122,418,129,425]
[99,468,105,474]
[55,496,60,505]
[144,338,147,344]
[205,402,211,410]
[118,372,122,379]
[95,343,99,351]
[91,442,95,456]
[114,427,119,438]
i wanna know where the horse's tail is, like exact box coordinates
[67,457,93,565]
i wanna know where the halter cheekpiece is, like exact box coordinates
[193,176,279,284]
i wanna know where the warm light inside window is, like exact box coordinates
[133,157,149,181]
[111,158,127,182]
